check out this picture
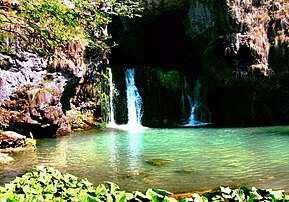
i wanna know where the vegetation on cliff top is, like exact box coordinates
[0,166,288,201]
[0,0,143,57]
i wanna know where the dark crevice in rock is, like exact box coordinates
[144,10,192,68]
[60,81,76,113]
[7,122,58,138]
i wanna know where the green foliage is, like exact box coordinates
[0,0,143,56]
[0,166,288,201]
[157,70,182,92]
[180,186,289,202]
[0,166,177,201]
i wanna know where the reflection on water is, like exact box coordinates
[1,126,289,193]
[128,132,142,169]
[108,131,120,182]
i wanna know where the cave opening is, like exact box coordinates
[107,9,198,127]
[109,9,192,70]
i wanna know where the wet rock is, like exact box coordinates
[0,131,26,149]
[0,131,36,151]
[146,159,173,166]
[0,83,71,137]
[127,171,149,178]
[175,168,197,174]
[66,107,104,132]
[0,131,36,164]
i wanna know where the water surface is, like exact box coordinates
[1,126,289,193]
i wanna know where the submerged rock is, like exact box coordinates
[175,168,197,174]
[145,159,173,166]
[127,171,149,178]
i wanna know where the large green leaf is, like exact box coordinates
[192,193,208,202]
[153,188,173,197]
[146,188,163,201]
[95,184,106,196]
[106,181,120,195]
[266,189,284,200]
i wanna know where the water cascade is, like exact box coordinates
[125,68,143,127]
[107,68,116,127]
[184,80,206,126]
[186,95,199,126]
[107,68,145,130]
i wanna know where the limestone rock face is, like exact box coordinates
[1,0,289,129]
[0,45,74,136]
[186,0,215,38]
[111,0,289,74]
[0,40,104,136]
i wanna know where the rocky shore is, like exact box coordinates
[0,131,36,164]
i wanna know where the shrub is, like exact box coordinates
[0,166,288,201]
[0,166,177,201]
[0,0,143,57]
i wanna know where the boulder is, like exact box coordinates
[0,131,36,164]
[0,131,26,149]
[0,131,36,151]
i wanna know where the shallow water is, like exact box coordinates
[1,126,289,193]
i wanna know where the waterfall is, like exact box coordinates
[107,68,116,126]
[125,68,143,127]
[107,68,145,131]
[184,79,206,126]
[186,95,199,126]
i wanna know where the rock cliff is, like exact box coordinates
[109,0,289,126]
[0,38,107,137]
[1,0,289,131]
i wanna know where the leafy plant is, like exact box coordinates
[0,166,178,201]
[157,70,182,92]
[0,166,288,201]
[0,0,143,57]
[180,186,289,202]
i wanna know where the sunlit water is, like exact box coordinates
[1,126,289,193]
